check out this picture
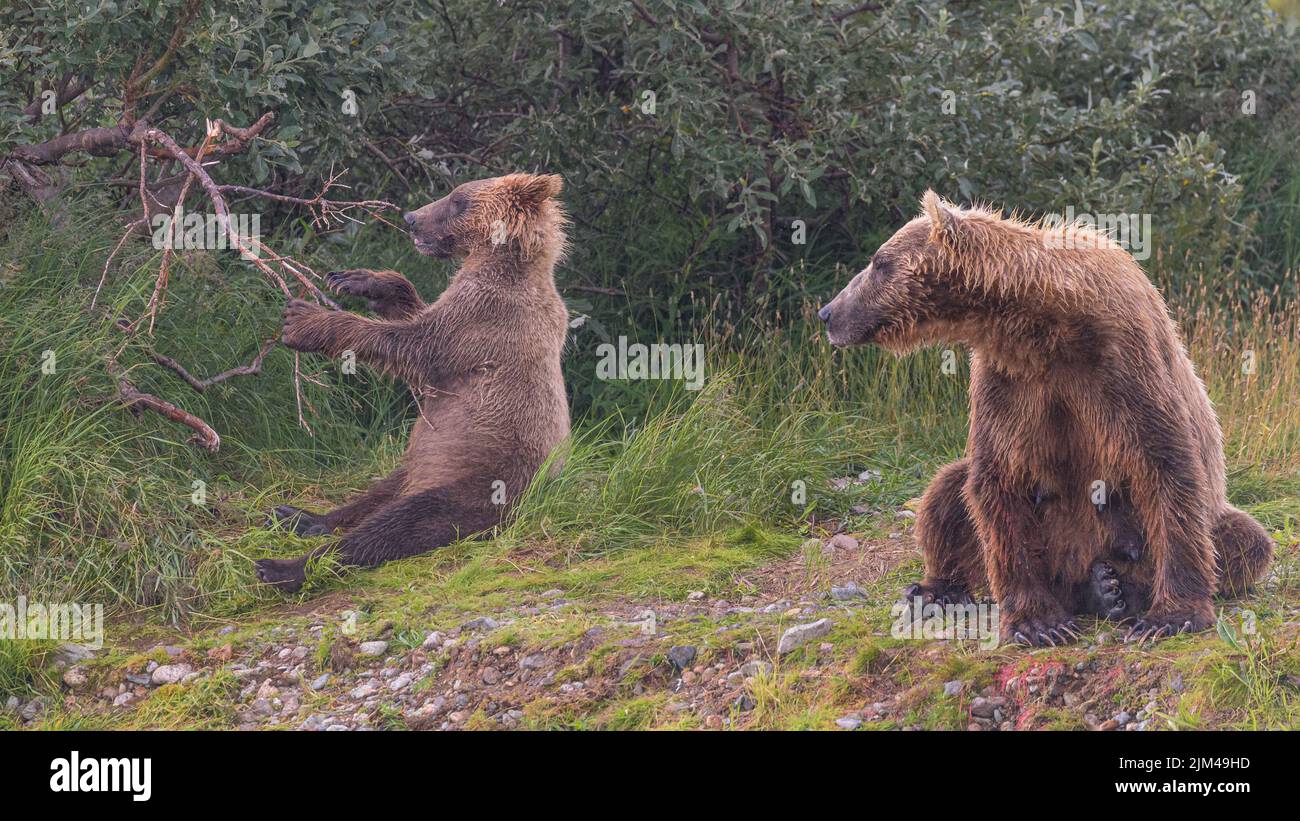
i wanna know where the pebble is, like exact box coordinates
[777,618,832,654]
[150,664,192,686]
[62,667,89,690]
[358,641,389,657]
[829,583,865,601]
[667,646,697,672]
[461,616,499,632]
[349,682,379,700]
[310,674,330,691]
[828,534,859,552]
[943,680,964,697]
[421,631,445,650]
[836,717,863,730]
[970,696,1006,719]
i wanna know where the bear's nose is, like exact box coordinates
[403,212,417,226]
[817,304,832,323]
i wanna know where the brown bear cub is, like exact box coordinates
[255,173,571,592]
[819,192,1273,646]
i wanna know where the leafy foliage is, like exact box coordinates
[2,1,1297,319]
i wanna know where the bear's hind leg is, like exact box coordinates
[1213,506,1274,597]
[904,459,985,611]
[331,488,500,568]
[265,468,407,537]
[1079,560,1148,620]
[267,505,329,537]
[255,488,502,592]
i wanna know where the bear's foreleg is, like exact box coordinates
[327,269,425,320]
[967,458,1080,647]
[905,458,986,610]
[280,298,446,385]
[1122,479,1216,643]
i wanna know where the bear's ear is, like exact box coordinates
[502,173,563,205]
[921,190,965,250]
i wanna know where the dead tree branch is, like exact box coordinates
[106,354,221,452]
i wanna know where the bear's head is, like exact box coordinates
[403,172,566,262]
[818,190,981,352]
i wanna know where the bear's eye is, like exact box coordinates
[870,257,890,281]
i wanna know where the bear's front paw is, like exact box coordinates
[281,298,327,352]
[1001,612,1081,647]
[1124,608,1212,644]
[327,269,385,299]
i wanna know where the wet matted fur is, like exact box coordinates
[256,173,571,592]
[819,191,1273,646]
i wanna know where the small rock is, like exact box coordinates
[358,641,389,657]
[943,680,964,697]
[349,681,379,700]
[461,616,499,632]
[828,534,859,552]
[777,618,832,655]
[51,643,97,669]
[541,589,564,599]
[421,631,445,650]
[150,664,192,686]
[390,673,413,691]
[62,667,89,690]
[829,583,865,601]
[740,660,774,678]
[687,591,706,602]
[1114,711,1132,726]
[734,694,756,711]
[481,667,501,685]
[207,644,233,662]
[836,716,863,730]
[667,646,697,672]
[310,674,330,691]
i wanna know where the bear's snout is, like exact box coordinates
[817,304,832,323]
[403,212,417,226]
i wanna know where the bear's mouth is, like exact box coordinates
[411,234,452,258]
[829,316,885,348]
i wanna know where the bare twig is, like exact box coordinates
[106,353,221,452]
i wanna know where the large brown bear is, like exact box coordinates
[818,192,1273,646]
[254,172,571,592]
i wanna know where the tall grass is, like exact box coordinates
[0,202,1295,627]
